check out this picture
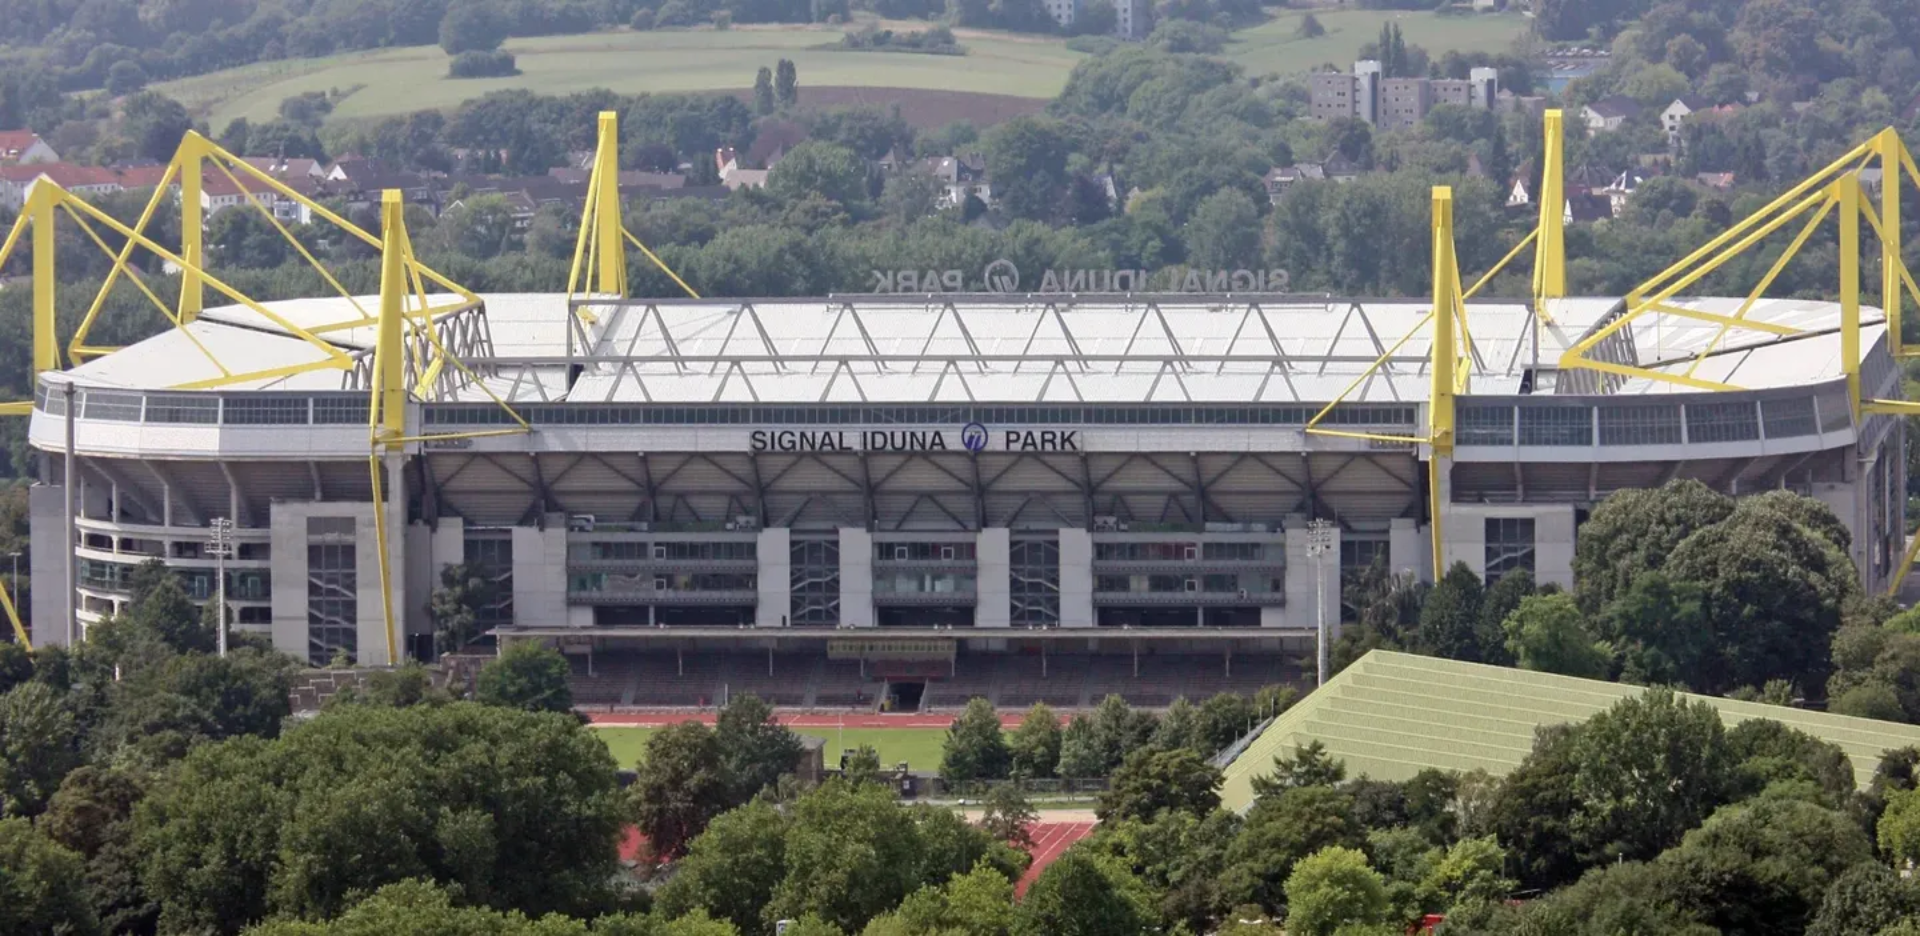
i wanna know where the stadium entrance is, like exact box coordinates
[884,681,927,713]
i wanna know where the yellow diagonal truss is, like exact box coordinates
[567,110,701,323]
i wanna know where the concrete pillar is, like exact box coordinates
[429,517,465,575]
[267,501,306,658]
[1814,480,1865,575]
[756,527,791,627]
[403,522,432,643]
[28,484,67,646]
[1390,518,1429,583]
[1532,505,1576,591]
[838,527,873,627]
[375,454,407,665]
[976,527,1012,627]
[1438,505,1487,580]
[511,521,567,630]
[1057,527,1093,627]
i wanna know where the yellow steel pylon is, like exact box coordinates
[567,110,700,323]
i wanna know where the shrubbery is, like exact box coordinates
[448,49,520,79]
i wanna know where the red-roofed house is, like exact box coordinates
[0,130,59,166]
[0,163,121,210]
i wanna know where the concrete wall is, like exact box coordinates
[267,500,393,665]
[976,527,1012,627]
[838,527,873,627]
[1438,502,1577,590]
[1057,527,1093,627]
[1390,518,1430,583]
[756,527,790,627]
[1281,523,1342,637]
[510,521,568,629]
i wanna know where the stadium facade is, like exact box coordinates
[10,113,1919,707]
[21,291,1904,670]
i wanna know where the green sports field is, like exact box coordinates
[155,26,1084,130]
[1224,9,1529,76]
[597,724,953,771]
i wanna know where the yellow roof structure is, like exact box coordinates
[1220,650,1920,812]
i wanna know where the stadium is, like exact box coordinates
[11,114,1920,713]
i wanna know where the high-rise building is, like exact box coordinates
[1309,59,1500,126]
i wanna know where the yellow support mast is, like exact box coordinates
[1881,128,1903,357]
[1839,172,1862,424]
[1533,109,1565,322]
[179,135,204,322]
[30,181,55,376]
[1429,186,1459,583]
[369,190,408,666]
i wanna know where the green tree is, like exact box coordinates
[121,91,193,163]
[1416,563,1491,662]
[981,115,1073,222]
[1725,718,1854,805]
[981,781,1037,850]
[475,641,573,713]
[1665,497,1858,694]
[1197,692,1255,754]
[43,766,155,934]
[1573,480,1734,614]
[775,58,799,109]
[634,721,732,861]
[1219,786,1364,912]
[439,2,508,55]
[1477,568,1533,666]
[715,693,803,803]
[0,681,78,817]
[1661,789,1875,936]
[437,194,518,258]
[105,59,147,95]
[1805,863,1920,936]
[1097,747,1221,823]
[1598,571,1712,688]
[654,799,790,933]
[430,563,503,656]
[893,860,1016,936]
[1283,846,1389,936]
[1502,593,1612,678]
[1149,696,1206,754]
[1416,836,1513,911]
[1570,690,1735,868]
[1012,850,1154,936]
[753,67,776,115]
[1008,703,1061,778]
[767,141,869,207]
[0,817,97,935]
[1184,189,1261,271]
[1881,786,1920,868]
[940,698,1012,785]
[1249,740,1346,797]
[1056,714,1103,778]
[764,781,929,932]
[137,703,624,933]
[1296,13,1325,38]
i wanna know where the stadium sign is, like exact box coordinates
[749,424,1079,453]
[869,259,1291,294]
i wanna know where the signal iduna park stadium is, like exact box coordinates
[11,114,1920,710]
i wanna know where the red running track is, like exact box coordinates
[618,821,1097,899]
[589,711,1032,729]
[1017,822,1096,896]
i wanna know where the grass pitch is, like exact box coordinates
[597,724,954,772]
[1224,9,1529,76]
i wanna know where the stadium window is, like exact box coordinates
[1483,517,1535,583]
[1761,396,1816,439]
[1517,406,1592,446]
[1685,400,1760,444]
[1598,404,1682,446]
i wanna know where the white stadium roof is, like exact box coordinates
[53,293,1883,403]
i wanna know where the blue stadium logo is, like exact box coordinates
[982,258,1019,293]
[960,422,988,452]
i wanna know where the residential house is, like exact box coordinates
[1043,0,1076,29]
[914,155,991,208]
[1506,160,1535,207]
[1263,164,1322,203]
[1661,96,1707,146]
[0,130,58,165]
[1311,60,1496,127]
[0,163,122,210]
[1564,191,1612,223]
[1496,89,1548,117]
[1600,168,1654,218]
[1696,172,1737,191]
[1581,96,1641,134]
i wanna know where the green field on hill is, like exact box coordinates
[155,11,1527,130]
[156,26,1084,129]
[1224,9,1529,75]
[597,724,952,772]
